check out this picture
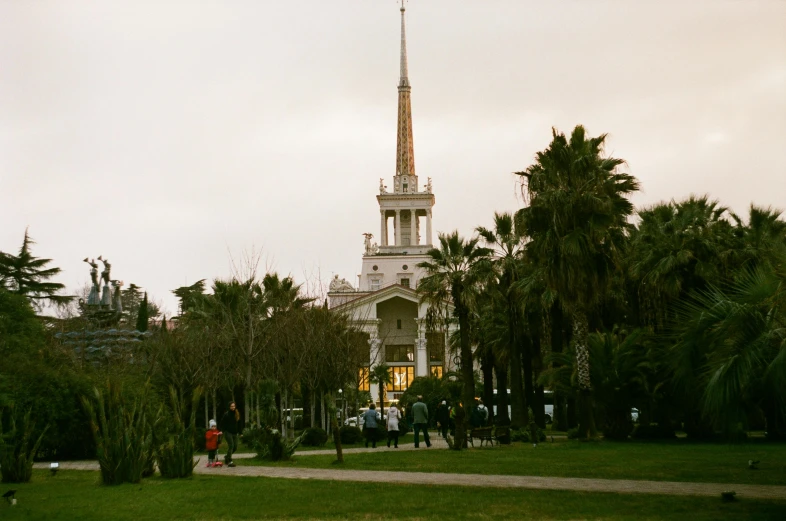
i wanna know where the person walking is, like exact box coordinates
[477,398,489,426]
[386,403,402,448]
[220,401,241,467]
[436,400,450,439]
[362,404,381,448]
[411,395,431,448]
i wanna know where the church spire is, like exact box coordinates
[395,3,416,181]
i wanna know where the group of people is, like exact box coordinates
[435,398,489,438]
[207,396,490,462]
[204,401,241,468]
[362,395,433,449]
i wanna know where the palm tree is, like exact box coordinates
[477,213,529,428]
[675,253,786,439]
[0,229,72,308]
[629,196,736,330]
[516,125,639,438]
[418,231,493,447]
[369,362,393,420]
[731,204,786,271]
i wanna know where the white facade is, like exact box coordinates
[327,6,455,404]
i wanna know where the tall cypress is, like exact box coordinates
[136,292,149,332]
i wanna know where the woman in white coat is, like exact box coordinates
[386,404,402,448]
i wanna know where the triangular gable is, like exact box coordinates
[330,284,421,312]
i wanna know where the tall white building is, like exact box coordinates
[328,5,455,403]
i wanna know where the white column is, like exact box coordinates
[380,210,386,246]
[395,209,401,246]
[410,210,417,246]
[416,338,428,377]
[426,209,433,245]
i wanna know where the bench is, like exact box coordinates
[493,425,511,445]
[468,426,494,447]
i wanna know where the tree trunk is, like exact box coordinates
[280,389,289,438]
[508,344,526,429]
[330,396,344,463]
[550,304,568,430]
[204,394,209,429]
[573,310,596,438]
[456,302,474,449]
[521,335,535,423]
[494,360,510,425]
[531,333,546,429]
[379,383,385,422]
[287,392,295,439]
[243,387,250,426]
[275,391,282,431]
[480,344,495,425]
[310,389,316,428]
[320,392,326,431]
[212,388,217,427]
[256,392,260,427]
[508,305,527,429]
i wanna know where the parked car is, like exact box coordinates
[631,408,639,422]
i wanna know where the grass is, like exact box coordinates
[1,470,784,520]
[238,437,786,486]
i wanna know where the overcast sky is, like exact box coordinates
[2,0,785,315]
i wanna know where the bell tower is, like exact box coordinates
[375,3,435,254]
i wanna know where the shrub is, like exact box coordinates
[301,427,328,447]
[0,408,47,483]
[339,426,363,445]
[155,387,200,479]
[510,427,546,443]
[249,427,303,461]
[241,426,266,451]
[81,382,154,485]
[631,423,677,440]
[566,427,581,440]
[294,416,304,430]
[602,418,634,440]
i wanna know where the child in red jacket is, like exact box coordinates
[205,419,223,467]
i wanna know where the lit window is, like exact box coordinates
[358,367,369,391]
[389,366,414,391]
[430,365,443,379]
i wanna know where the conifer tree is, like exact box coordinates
[0,229,72,308]
[136,292,149,332]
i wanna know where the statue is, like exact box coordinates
[98,255,111,285]
[329,274,355,292]
[379,178,387,194]
[83,258,101,306]
[426,177,432,193]
[362,233,378,255]
[111,280,124,313]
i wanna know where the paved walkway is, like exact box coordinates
[33,444,786,501]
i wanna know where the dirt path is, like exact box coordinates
[33,451,786,500]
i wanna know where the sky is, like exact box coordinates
[2,0,785,315]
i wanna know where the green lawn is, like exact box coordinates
[1,470,784,521]
[239,438,786,486]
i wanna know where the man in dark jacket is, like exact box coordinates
[220,401,241,467]
[436,400,450,439]
[411,395,431,448]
